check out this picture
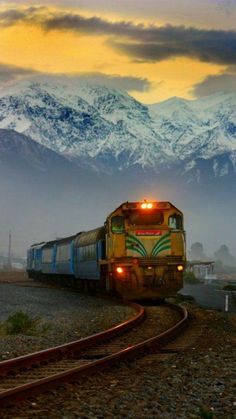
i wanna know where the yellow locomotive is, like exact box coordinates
[27,200,185,300]
[101,201,186,299]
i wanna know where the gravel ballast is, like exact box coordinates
[0,280,236,418]
[1,304,236,418]
[0,282,134,360]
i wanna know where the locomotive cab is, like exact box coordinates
[102,201,185,299]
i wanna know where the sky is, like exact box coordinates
[0,1,236,103]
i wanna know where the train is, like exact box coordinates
[27,200,186,299]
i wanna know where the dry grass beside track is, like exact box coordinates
[0,270,28,283]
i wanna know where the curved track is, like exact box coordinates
[0,301,188,407]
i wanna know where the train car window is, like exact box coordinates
[57,244,70,261]
[111,216,125,234]
[42,248,53,263]
[168,214,182,229]
[80,244,96,260]
[128,210,163,225]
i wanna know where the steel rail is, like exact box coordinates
[0,300,144,376]
[0,302,188,407]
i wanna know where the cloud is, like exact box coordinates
[1,8,236,65]
[192,68,236,97]
[32,12,236,66]
[108,26,236,65]
[0,64,150,92]
[36,72,151,92]
[69,72,151,91]
[0,6,45,26]
[0,9,26,26]
[216,0,236,15]
[0,63,39,84]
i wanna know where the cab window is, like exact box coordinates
[168,214,182,230]
[111,216,125,234]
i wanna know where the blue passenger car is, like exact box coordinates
[54,235,76,275]
[41,241,56,274]
[74,227,105,280]
[27,242,45,274]
[27,229,106,284]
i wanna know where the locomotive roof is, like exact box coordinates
[108,201,183,217]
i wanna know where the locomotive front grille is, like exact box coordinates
[111,256,185,267]
[139,256,184,266]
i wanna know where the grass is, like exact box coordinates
[223,284,236,291]
[184,271,201,284]
[0,310,50,336]
[0,270,28,282]
[199,406,214,419]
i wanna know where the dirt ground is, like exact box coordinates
[0,270,29,283]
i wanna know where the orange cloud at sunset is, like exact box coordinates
[0,3,234,102]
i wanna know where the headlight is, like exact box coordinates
[116,266,124,274]
[141,202,153,209]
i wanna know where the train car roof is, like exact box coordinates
[74,227,105,247]
[42,232,83,248]
[30,242,46,249]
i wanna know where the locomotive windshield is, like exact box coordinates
[111,216,125,233]
[168,214,183,229]
[127,210,164,226]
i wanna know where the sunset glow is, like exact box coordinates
[0,2,235,102]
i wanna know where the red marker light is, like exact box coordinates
[116,267,124,274]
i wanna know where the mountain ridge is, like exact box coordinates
[0,78,236,180]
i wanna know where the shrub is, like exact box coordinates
[4,311,41,335]
[199,406,214,419]
[184,271,200,284]
[223,284,236,291]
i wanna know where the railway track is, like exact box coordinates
[0,301,188,408]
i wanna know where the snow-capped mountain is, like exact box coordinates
[0,78,169,172]
[0,77,236,179]
[149,92,236,162]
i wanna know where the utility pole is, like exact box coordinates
[8,231,12,270]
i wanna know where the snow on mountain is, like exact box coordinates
[0,77,236,178]
[0,77,171,171]
[149,92,236,167]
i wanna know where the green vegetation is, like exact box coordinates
[199,406,214,419]
[184,271,200,284]
[223,284,236,291]
[0,310,50,336]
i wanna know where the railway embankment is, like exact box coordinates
[0,276,134,361]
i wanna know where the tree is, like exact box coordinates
[214,245,236,267]
[188,242,206,261]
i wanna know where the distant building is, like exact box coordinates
[187,261,217,283]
